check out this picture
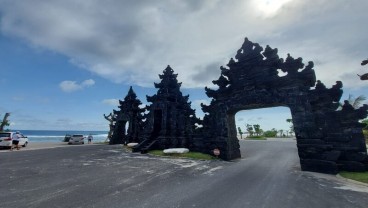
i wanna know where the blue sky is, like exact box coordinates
[1,0,368,131]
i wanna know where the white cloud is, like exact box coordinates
[7,110,108,131]
[59,81,81,92]
[251,0,294,18]
[0,0,367,89]
[59,79,95,92]
[102,99,119,107]
[139,103,147,109]
[193,99,210,106]
[192,99,211,116]
[82,79,95,87]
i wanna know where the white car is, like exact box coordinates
[0,132,29,148]
[68,134,85,145]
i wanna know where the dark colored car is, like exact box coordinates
[63,134,72,142]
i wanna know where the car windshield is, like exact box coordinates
[72,135,84,137]
[0,132,11,137]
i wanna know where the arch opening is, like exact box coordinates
[233,107,294,140]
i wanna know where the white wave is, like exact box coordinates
[27,135,64,138]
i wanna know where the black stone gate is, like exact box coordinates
[200,38,368,174]
[107,38,367,174]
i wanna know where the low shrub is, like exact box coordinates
[246,136,266,140]
[263,130,277,137]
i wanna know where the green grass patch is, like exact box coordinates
[363,130,368,144]
[340,171,368,184]
[246,136,266,140]
[149,150,216,160]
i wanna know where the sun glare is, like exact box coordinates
[252,0,293,17]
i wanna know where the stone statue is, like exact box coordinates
[103,112,115,141]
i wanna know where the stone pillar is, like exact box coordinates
[291,99,339,174]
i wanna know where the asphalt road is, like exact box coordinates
[1,139,367,208]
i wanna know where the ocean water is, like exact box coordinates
[14,130,109,143]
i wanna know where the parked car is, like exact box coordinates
[68,134,85,145]
[63,134,72,142]
[0,132,29,148]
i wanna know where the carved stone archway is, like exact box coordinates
[200,38,368,174]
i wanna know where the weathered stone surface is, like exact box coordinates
[340,152,368,162]
[110,86,145,145]
[300,159,339,174]
[198,38,368,173]
[132,66,200,153]
[107,38,368,174]
[321,151,341,161]
[339,161,367,172]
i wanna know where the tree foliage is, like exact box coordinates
[238,127,243,139]
[286,118,294,136]
[253,124,263,136]
[361,119,368,130]
[338,94,366,110]
[246,124,254,137]
[0,113,10,132]
[245,124,264,137]
[264,128,277,137]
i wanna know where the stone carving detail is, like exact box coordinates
[133,65,200,153]
[107,38,367,174]
[199,38,367,174]
[358,58,368,80]
[109,87,145,144]
[103,112,115,141]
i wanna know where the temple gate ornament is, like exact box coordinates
[132,65,200,153]
[106,38,368,174]
[103,112,115,141]
[109,87,145,145]
[358,58,368,80]
[198,38,367,174]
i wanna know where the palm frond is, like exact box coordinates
[352,95,366,109]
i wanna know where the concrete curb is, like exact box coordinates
[336,174,368,187]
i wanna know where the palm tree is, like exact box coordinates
[238,127,243,139]
[286,119,294,137]
[348,94,366,109]
[338,94,366,110]
[0,113,10,132]
[246,124,254,137]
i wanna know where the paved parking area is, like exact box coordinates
[1,141,367,208]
